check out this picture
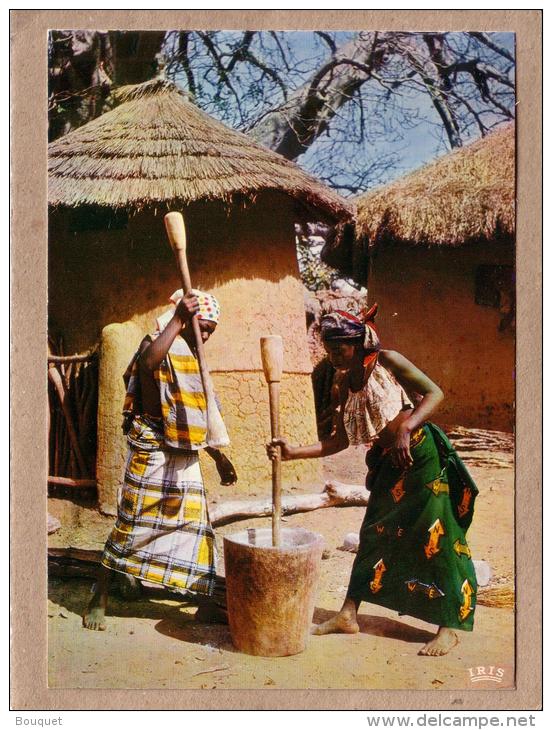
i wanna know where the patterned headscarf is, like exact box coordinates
[156,289,221,332]
[320,304,381,353]
[169,289,221,323]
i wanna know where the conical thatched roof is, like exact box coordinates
[48,78,352,222]
[356,122,515,247]
[322,123,515,276]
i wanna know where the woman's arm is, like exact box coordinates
[379,349,444,468]
[139,294,199,372]
[380,349,444,428]
[267,373,349,461]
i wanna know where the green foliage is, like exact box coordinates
[296,238,338,291]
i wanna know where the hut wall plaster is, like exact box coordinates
[367,241,514,432]
[50,194,321,511]
[96,321,142,514]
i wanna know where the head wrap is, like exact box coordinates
[320,305,381,355]
[156,289,221,332]
[170,289,221,323]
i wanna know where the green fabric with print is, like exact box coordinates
[347,422,478,631]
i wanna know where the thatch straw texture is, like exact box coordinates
[48,78,352,222]
[476,585,515,610]
[355,122,515,249]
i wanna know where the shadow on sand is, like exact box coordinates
[49,577,234,648]
[154,616,235,651]
[312,607,434,644]
[49,578,433,650]
[50,577,197,622]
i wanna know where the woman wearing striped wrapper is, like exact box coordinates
[83,289,235,631]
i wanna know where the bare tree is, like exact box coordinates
[246,32,387,158]
[48,30,515,192]
[164,30,514,192]
[48,30,166,141]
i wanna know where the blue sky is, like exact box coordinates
[173,30,515,194]
[296,31,515,190]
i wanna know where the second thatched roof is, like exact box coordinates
[322,123,515,276]
[48,78,352,223]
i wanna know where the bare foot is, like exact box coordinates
[82,603,106,631]
[418,627,459,656]
[83,572,110,631]
[311,611,360,635]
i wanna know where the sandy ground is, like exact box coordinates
[48,444,514,691]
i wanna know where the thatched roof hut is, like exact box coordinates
[322,122,515,278]
[48,78,351,512]
[48,77,352,222]
[320,123,515,433]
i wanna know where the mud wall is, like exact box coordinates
[50,194,321,512]
[367,241,515,431]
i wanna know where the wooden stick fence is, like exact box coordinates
[48,344,98,490]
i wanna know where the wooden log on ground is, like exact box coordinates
[476,585,515,610]
[49,556,100,579]
[48,476,97,488]
[49,547,103,562]
[210,480,369,527]
[48,482,369,578]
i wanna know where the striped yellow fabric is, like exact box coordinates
[101,440,216,595]
[155,337,208,450]
[122,332,219,451]
[169,353,201,373]
[172,390,207,409]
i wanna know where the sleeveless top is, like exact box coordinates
[122,333,208,451]
[342,360,413,446]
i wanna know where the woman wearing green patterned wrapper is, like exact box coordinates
[266,305,478,656]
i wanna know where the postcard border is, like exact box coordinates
[10,8,542,711]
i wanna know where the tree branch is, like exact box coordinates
[196,31,245,123]
[308,58,375,98]
[249,32,385,159]
[315,31,337,55]
[469,32,515,64]
[242,49,288,100]
[269,32,291,71]
[436,57,515,93]
[225,31,256,73]
[177,31,197,98]
[446,90,488,135]
[405,50,462,148]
